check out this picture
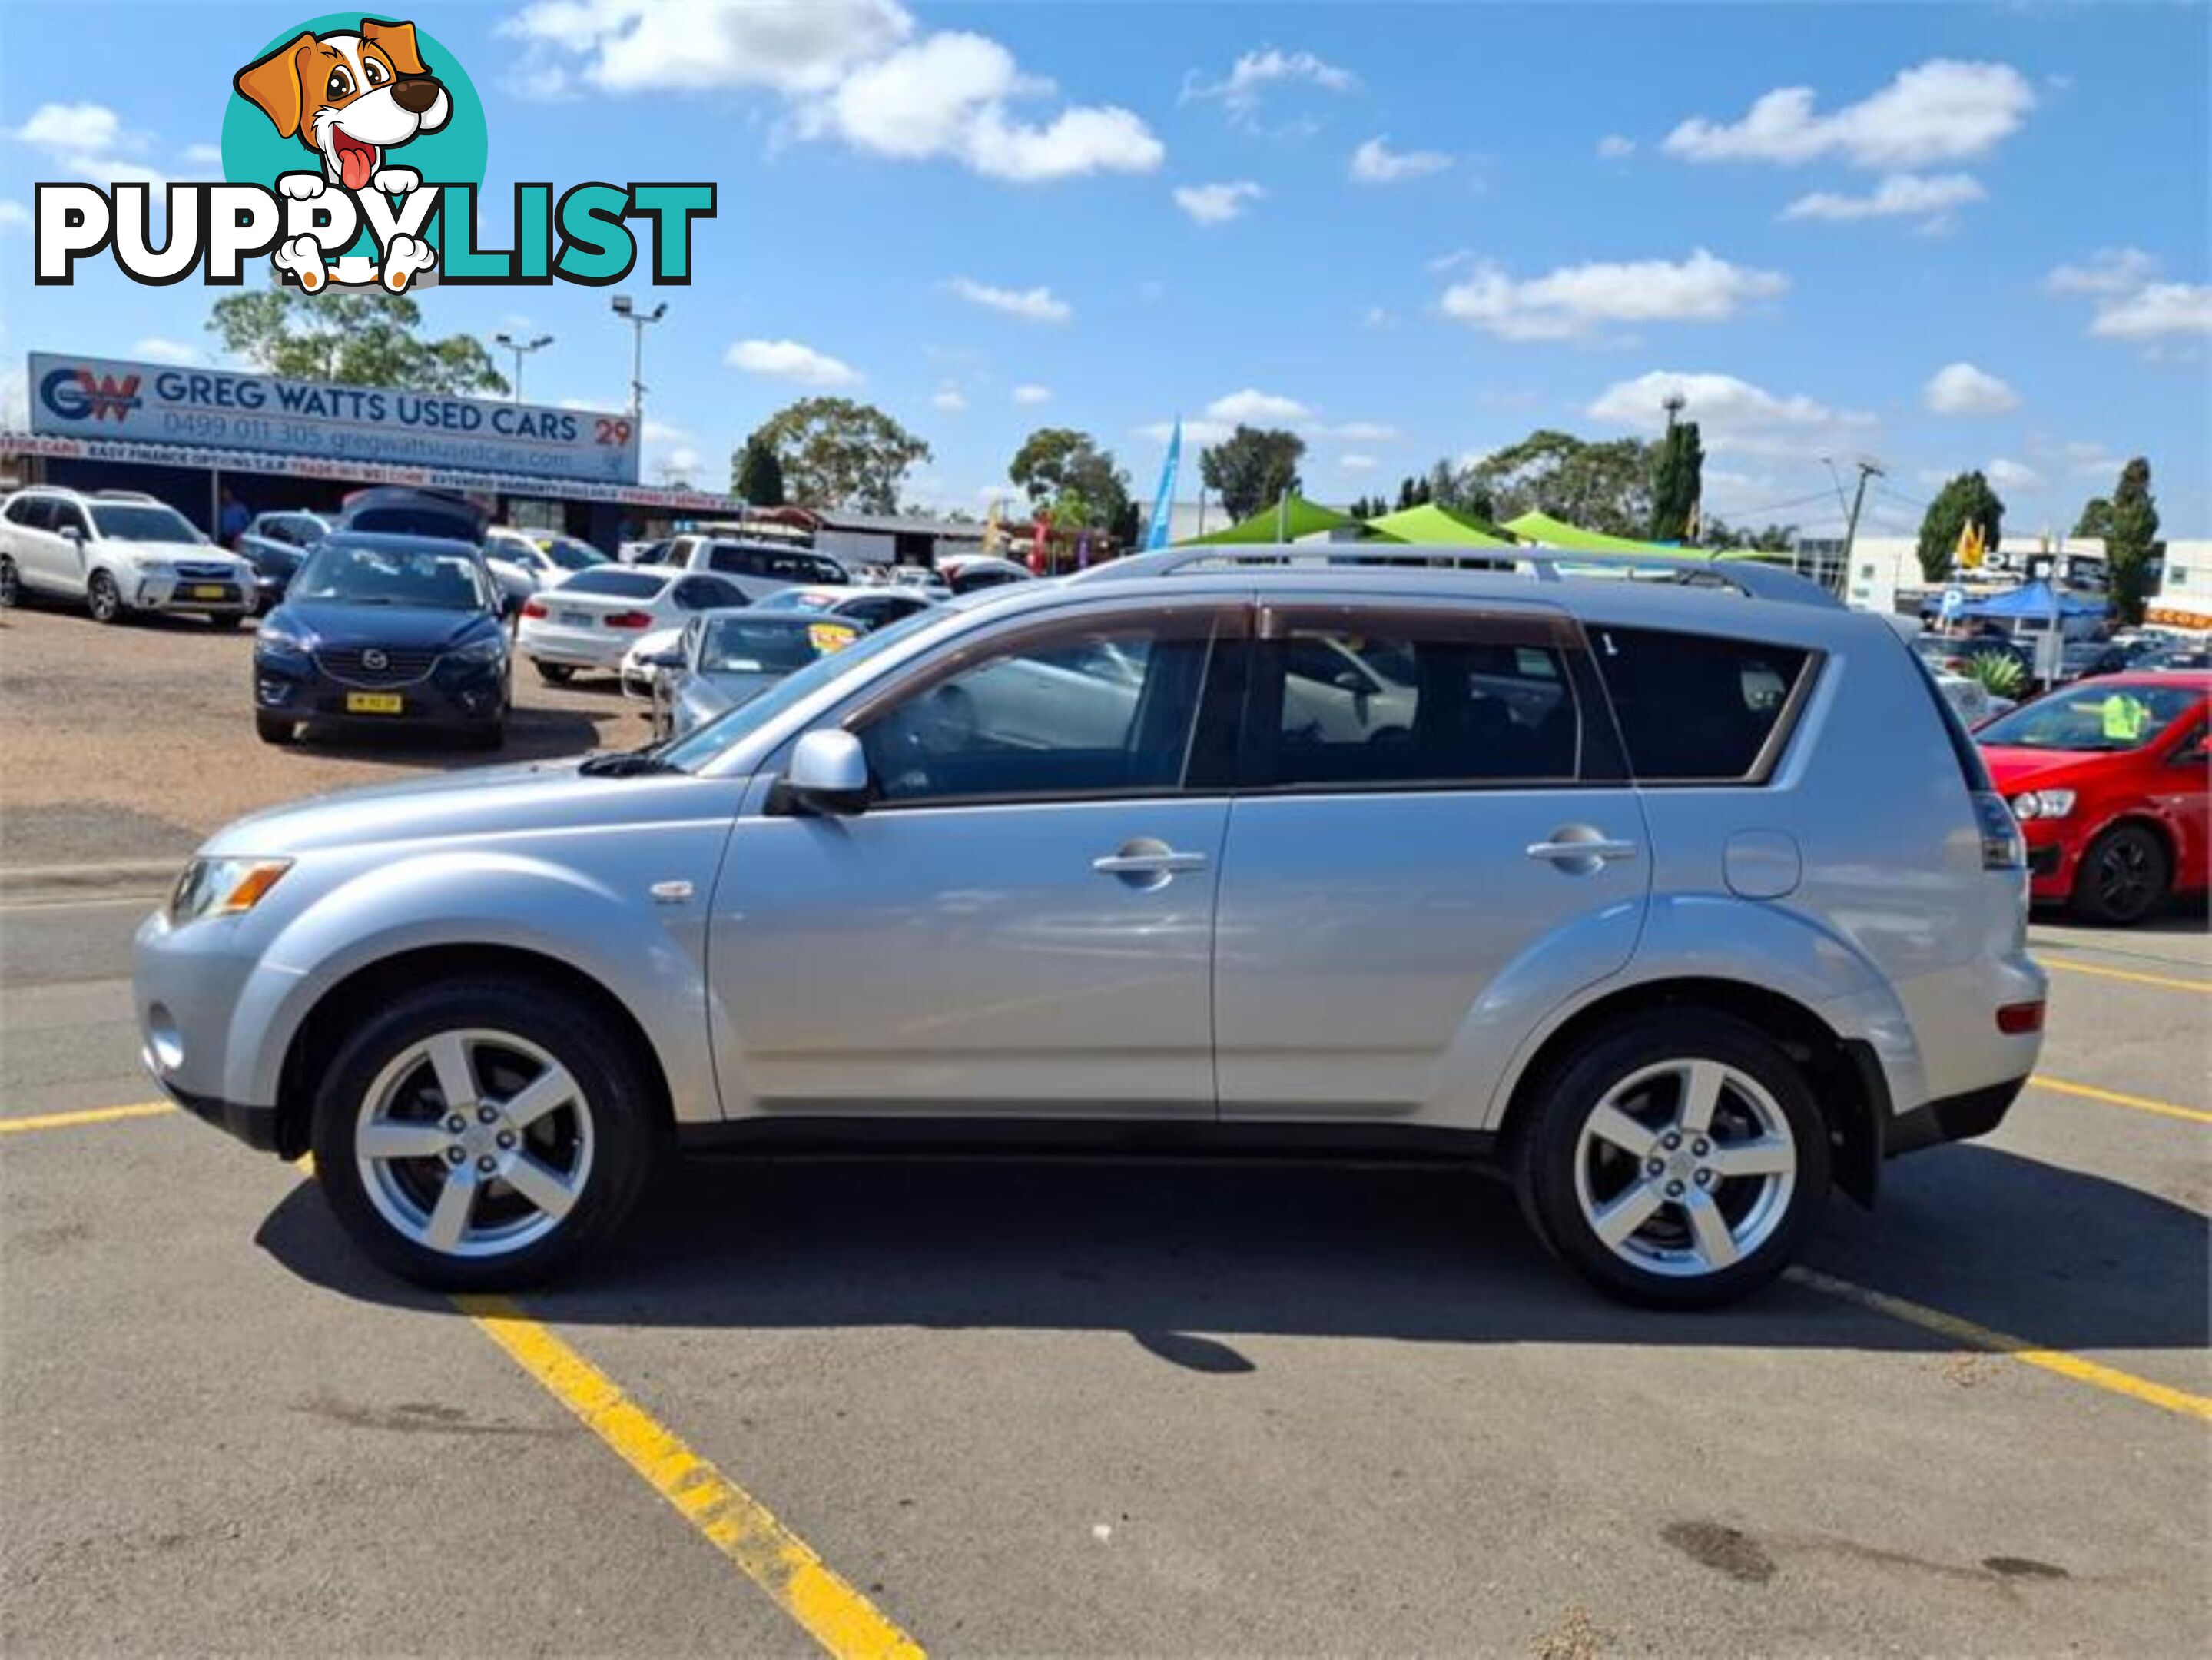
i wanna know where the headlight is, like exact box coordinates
[2009,789,2077,821]
[452,634,507,664]
[255,622,310,655]
[169,857,292,923]
[137,559,175,576]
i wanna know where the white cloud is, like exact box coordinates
[661,447,703,481]
[1664,60,2033,169]
[1182,48,1358,124]
[1587,370,1876,457]
[931,385,967,411]
[129,337,201,365]
[1012,383,1051,405]
[944,275,1071,323]
[1324,420,1398,442]
[642,418,688,443]
[1172,180,1265,226]
[2045,247,2157,295]
[1985,457,2042,492]
[10,98,166,184]
[1338,453,1378,472]
[1138,417,1232,447]
[504,2,1159,182]
[1782,171,1986,224]
[1923,361,2019,416]
[1350,136,1452,184]
[1207,388,1312,425]
[0,200,28,234]
[725,338,863,387]
[1441,249,1788,341]
[2059,440,2117,478]
[181,142,222,169]
[1597,134,1636,160]
[2088,282,2212,340]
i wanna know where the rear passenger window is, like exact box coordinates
[1259,622,1582,788]
[1591,626,1812,782]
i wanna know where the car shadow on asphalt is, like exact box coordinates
[280,703,618,770]
[255,1141,2208,1366]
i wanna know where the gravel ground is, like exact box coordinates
[0,602,645,866]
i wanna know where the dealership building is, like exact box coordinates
[2,350,751,549]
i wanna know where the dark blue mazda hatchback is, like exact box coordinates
[252,532,513,749]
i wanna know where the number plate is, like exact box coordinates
[187,584,229,600]
[559,610,591,626]
[345,692,403,715]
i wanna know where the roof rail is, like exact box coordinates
[1065,542,1842,608]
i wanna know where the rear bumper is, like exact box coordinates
[1885,1076,2027,1158]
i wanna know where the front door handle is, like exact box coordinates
[1093,838,1209,888]
[1527,828,1640,874]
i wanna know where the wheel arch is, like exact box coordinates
[270,942,676,1160]
[1494,976,1888,1208]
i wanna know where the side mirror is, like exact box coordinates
[58,524,83,544]
[784,729,870,815]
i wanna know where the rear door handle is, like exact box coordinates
[1526,834,1640,872]
[1093,838,1209,888]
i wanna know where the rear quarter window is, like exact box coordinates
[1590,625,1814,783]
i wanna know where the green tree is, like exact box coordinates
[1460,429,1655,536]
[1393,476,1418,511]
[1648,420,1705,542]
[1009,427,1133,543]
[735,434,786,506]
[2072,497,2114,540]
[2102,457,2161,626]
[1915,470,2005,583]
[207,290,506,394]
[739,397,930,513]
[1200,426,1305,523]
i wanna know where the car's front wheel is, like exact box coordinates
[2070,823,2169,926]
[1513,1012,1829,1309]
[0,554,21,608]
[311,978,660,1289]
[86,570,125,623]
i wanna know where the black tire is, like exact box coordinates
[310,978,662,1290]
[2070,823,2170,926]
[534,661,575,685]
[0,554,20,609]
[255,713,296,745]
[87,570,124,624]
[1511,1011,1830,1310]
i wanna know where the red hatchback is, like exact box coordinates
[1976,672,2210,924]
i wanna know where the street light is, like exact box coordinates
[492,331,552,403]
[609,295,667,425]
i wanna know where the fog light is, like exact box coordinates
[147,1004,184,1071]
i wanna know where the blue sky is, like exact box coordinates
[4,1,2207,539]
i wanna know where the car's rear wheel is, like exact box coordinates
[534,661,575,685]
[2071,823,2169,926]
[312,980,660,1290]
[1513,1012,1829,1309]
[0,554,21,609]
[86,571,124,623]
[254,713,297,745]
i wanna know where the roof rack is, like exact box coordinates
[1066,542,1841,609]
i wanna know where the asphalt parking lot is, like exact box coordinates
[2,603,2207,1656]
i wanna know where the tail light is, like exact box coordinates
[604,610,653,629]
[1972,791,2025,870]
[520,599,547,619]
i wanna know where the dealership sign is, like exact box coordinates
[30,352,640,486]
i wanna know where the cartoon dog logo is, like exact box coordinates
[233,18,449,293]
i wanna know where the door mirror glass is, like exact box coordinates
[786,728,871,814]
[58,523,83,543]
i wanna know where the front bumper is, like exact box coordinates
[153,1075,284,1153]
[134,906,285,1152]
[134,572,253,614]
[2020,823,2076,901]
[254,649,508,730]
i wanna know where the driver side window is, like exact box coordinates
[853,613,1229,805]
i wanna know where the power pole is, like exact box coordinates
[492,331,552,403]
[1839,457,1885,596]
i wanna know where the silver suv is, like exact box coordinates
[133,547,2046,1306]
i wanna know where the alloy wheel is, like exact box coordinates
[354,1028,595,1258]
[88,573,120,622]
[1571,1058,1798,1278]
[2092,836,2157,921]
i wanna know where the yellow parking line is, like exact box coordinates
[2031,1074,2212,1127]
[2041,957,2211,994]
[0,1101,174,1135]
[1787,1267,2212,1423]
[458,1296,924,1660]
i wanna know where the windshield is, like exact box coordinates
[90,503,202,543]
[752,589,841,613]
[290,542,490,610]
[698,616,857,675]
[1976,685,2200,752]
[656,606,941,772]
[543,537,607,571]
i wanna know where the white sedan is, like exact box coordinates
[518,565,750,684]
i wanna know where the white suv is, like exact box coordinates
[0,487,257,623]
[659,534,850,598]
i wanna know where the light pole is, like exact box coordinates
[492,331,552,403]
[609,296,666,425]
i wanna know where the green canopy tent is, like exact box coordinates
[1503,511,1682,555]
[1362,503,1517,546]
[1181,493,1359,545]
